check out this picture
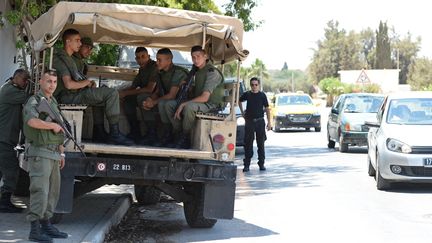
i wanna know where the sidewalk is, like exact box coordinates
[0,188,131,243]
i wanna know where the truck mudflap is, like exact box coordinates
[68,157,237,182]
[203,182,236,219]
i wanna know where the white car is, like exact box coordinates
[367,92,432,190]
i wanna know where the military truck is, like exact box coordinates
[22,1,248,228]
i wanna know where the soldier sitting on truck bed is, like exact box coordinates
[119,47,158,144]
[52,28,133,146]
[70,36,108,142]
[165,45,225,149]
[142,48,188,147]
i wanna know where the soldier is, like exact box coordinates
[165,46,225,149]
[70,36,108,142]
[53,28,133,145]
[0,69,30,213]
[142,48,188,146]
[23,70,68,242]
[119,47,158,144]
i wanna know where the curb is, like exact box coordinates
[81,193,131,243]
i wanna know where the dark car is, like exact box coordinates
[327,93,385,152]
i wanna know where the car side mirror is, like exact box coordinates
[331,108,339,114]
[364,121,380,128]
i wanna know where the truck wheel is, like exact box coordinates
[50,213,63,224]
[183,184,217,228]
[134,185,161,205]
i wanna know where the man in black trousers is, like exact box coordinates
[239,77,272,172]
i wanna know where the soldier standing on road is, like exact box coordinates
[239,77,272,172]
[142,48,188,147]
[119,47,158,144]
[23,70,68,242]
[53,28,133,145]
[0,69,30,213]
[165,45,225,149]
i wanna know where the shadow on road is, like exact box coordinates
[234,145,358,199]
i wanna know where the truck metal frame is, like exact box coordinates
[21,1,248,228]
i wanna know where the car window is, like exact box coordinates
[386,98,432,125]
[277,95,312,106]
[342,96,384,113]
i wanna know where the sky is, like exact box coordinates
[217,0,432,70]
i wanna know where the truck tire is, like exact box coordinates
[134,185,161,205]
[183,184,217,228]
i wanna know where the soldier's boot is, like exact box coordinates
[127,120,142,143]
[108,124,135,146]
[0,192,24,213]
[93,124,109,143]
[175,132,191,149]
[153,124,173,147]
[29,220,52,243]
[40,219,68,239]
[138,122,158,146]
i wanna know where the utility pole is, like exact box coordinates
[291,71,294,92]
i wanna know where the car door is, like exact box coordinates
[328,95,344,140]
[368,97,387,166]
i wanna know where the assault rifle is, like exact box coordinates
[174,65,198,111]
[37,97,86,156]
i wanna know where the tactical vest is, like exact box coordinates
[23,92,65,147]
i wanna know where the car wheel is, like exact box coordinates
[305,127,311,132]
[327,132,335,149]
[339,136,348,152]
[272,120,280,132]
[315,127,321,132]
[375,153,392,190]
[367,154,376,177]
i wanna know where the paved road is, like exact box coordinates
[118,110,432,243]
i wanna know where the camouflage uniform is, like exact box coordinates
[166,63,224,138]
[125,60,158,120]
[23,91,64,222]
[53,49,120,125]
[156,64,188,124]
[0,80,29,195]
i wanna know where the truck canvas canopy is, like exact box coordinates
[29,1,248,64]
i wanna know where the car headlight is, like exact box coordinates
[276,112,285,116]
[237,117,245,126]
[386,138,412,153]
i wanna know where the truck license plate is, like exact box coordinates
[112,163,132,171]
[424,158,432,167]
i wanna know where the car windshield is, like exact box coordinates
[277,95,312,106]
[342,96,384,113]
[386,98,432,125]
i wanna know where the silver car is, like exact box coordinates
[367,92,432,190]
[327,93,384,152]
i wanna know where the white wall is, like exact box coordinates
[338,69,400,94]
[0,0,19,82]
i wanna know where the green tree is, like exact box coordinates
[374,21,392,69]
[359,28,375,68]
[391,32,421,84]
[406,57,432,90]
